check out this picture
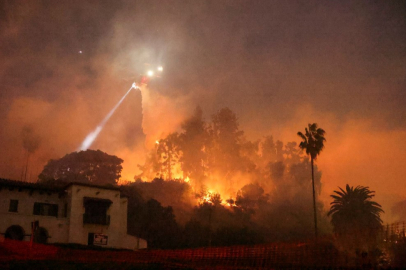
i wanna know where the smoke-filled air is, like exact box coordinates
[1,0,405,230]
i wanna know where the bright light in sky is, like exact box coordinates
[157,66,163,72]
[147,70,154,77]
[132,82,139,89]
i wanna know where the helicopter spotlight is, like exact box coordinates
[139,65,163,85]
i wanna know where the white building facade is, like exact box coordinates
[0,179,146,250]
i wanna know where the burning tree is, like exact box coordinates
[134,108,330,244]
[156,133,180,180]
[179,106,209,188]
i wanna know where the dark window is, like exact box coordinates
[88,233,94,245]
[9,200,18,212]
[33,203,58,217]
[64,203,68,218]
[83,197,111,225]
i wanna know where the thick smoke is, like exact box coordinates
[140,85,193,149]
[391,200,406,222]
[0,1,405,223]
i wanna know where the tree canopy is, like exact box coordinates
[328,184,383,234]
[133,107,330,245]
[297,122,326,238]
[328,184,384,252]
[297,123,326,160]
[38,149,123,185]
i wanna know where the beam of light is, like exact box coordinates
[78,83,138,151]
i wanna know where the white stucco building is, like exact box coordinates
[0,178,147,250]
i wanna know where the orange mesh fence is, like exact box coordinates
[3,222,405,269]
[0,239,346,269]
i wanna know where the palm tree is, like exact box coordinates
[328,185,384,252]
[328,184,383,234]
[297,123,326,238]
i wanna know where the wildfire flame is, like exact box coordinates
[202,190,214,204]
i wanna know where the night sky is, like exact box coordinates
[1,1,405,221]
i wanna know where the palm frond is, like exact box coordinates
[328,184,384,234]
[298,123,325,160]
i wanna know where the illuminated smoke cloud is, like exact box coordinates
[139,85,192,149]
[78,83,138,151]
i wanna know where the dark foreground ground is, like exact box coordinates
[0,239,402,269]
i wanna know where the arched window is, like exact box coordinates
[5,225,25,241]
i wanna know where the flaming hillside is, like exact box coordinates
[0,1,405,226]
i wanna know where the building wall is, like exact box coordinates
[121,234,148,250]
[116,197,147,249]
[66,184,127,248]
[0,182,147,250]
[0,188,69,243]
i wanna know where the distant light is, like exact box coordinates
[79,51,83,54]
[155,140,159,144]
[157,66,163,72]
[132,82,140,89]
[147,70,154,77]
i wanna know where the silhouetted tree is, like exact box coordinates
[208,108,245,193]
[179,106,209,188]
[183,219,209,248]
[127,178,194,225]
[297,123,326,238]
[328,185,384,252]
[157,133,180,180]
[236,183,269,212]
[38,149,123,185]
[270,161,285,182]
[135,145,161,180]
[123,183,182,249]
[284,141,301,165]
[261,136,277,163]
[21,125,41,181]
[141,199,181,249]
[275,140,284,162]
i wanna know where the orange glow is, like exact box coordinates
[2,88,405,224]
[202,192,213,204]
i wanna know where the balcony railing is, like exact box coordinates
[83,214,110,225]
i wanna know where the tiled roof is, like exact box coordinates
[0,178,62,193]
[64,182,121,191]
[0,178,121,192]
